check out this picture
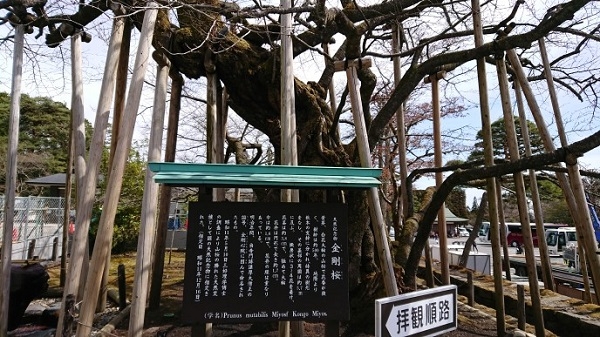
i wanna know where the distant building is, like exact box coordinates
[432,207,469,237]
[25,173,66,197]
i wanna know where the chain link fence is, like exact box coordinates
[0,196,66,260]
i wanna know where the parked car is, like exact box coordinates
[458,227,470,237]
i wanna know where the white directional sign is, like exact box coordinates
[375,285,457,337]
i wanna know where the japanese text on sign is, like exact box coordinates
[182,202,349,324]
[375,285,457,337]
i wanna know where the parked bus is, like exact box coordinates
[478,221,567,247]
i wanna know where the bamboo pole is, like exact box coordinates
[507,48,600,305]
[0,23,24,337]
[55,17,124,337]
[128,52,169,337]
[513,80,554,290]
[150,73,183,308]
[495,52,545,337]
[470,1,505,334]
[75,5,159,336]
[337,59,398,296]
[425,72,449,285]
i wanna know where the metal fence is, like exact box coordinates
[0,196,66,260]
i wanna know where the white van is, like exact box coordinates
[545,227,577,255]
[458,227,470,237]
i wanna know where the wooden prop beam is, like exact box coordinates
[55,17,125,337]
[496,53,545,337]
[513,80,554,290]
[98,19,133,313]
[470,0,506,334]
[539,38,596,301]
[507,48,600,305]
[0,24,24,337]
[494,180,511,281]
[205,52,225,203]
[393,24,409,231]
[128,52,169,337]
[426,71,450,285]
[75,5,159,336]
[70,32,89,300]
[149,73,183,309]
[280,2,301,334]
[335,57,398,297]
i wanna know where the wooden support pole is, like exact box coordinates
[467,271,474,307]
[205,53,225,203]
[70,31,92,309]
[423,241,434,288]
[495,52,545,337]
[0,23,24,337]
[507,48,600,305]
[118,264,127,310]
[335,58,398,296]
[98,19,132,313]
[280,0,299,204]
[392,24,409,231]
[425,71,449,285]
[71,32,87,214]
[494,181,511,281]
[55,17,125,337]
[215,84,227,197]
[61,60,75,287]
[470,1,506,334]
[517,284,526,331]
[149,73,183,309]
[322,43,337,117]
[280,2,301,335]
[27,239,36,259]
[75,5,158,336]
[128,51,169,337]
[52,237,59,261]
[513,80,554,290]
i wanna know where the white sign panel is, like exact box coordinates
[375,285,457,337]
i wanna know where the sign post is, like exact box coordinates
[375,285,457,337]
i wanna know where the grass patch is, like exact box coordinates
[46,251,187,297]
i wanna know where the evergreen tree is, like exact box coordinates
[0,92,91,196]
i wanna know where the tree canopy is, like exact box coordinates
[468,117,544,162]
[0,92,76,195]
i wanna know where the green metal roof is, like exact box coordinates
[147,162,381,188]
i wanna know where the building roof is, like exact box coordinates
[148,163,382,189]
[25,173,66,187]
[435,207,469,224]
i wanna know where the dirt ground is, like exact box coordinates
[35,253,551,336]
[102,284,519,337]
